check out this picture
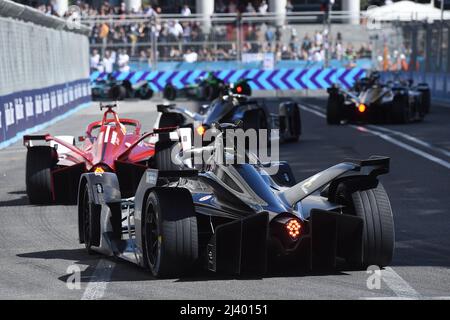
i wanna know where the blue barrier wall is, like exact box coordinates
[0,79,91,147]
[91,67,366,91]
[128,58,373,72]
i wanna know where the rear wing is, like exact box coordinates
[117,126,180,161]
[281,156,389,207]
[23,134,93,164]
[23,134,51,146]
[157,104,176,113]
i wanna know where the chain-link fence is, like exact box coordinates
[82,11,371,71]
[370,19,450,74]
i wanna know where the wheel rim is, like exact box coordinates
[145,202,159,268]
[83,187,91,248]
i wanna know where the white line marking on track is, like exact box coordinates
[353,126,450,169]
[299,104,450,170]
[380,267,421,299]
[81,259,116,300]
[366,125,450,158]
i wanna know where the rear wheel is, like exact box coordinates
[351,183,395,267]
[420,89,431,114]
[26,146,55,204]
[138,85,153,100]
[163,84,177,100]
[327,94,343,125]
[279,102,301,143]
[143,187,198,278]
[109,85,126,100]
[204,84,219,101]
[391,94,410,123]
[243,109,269,152]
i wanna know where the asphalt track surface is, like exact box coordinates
[0,96,449,300]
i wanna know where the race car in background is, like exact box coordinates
[163,72,252,101]
[327,72,430,124]
[155,93,301,144]
[77,123,394,277]
[91,75,154,101]
[23,102,166,204]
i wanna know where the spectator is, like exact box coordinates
[314,30,323,47]
[117,49,130,72]
[245,2,256,13]
[258,1,268,14]
[168,20,183,41]
[286,0,294,13]
[101,50,115,74]
[90,49,101,72]
[183,48,198,63]
[181,5,191,16]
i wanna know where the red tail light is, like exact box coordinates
[286,219,302,240]
[236,85,243,93]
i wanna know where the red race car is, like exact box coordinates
[23,103,171,204]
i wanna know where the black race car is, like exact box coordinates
[91,76,154,101]
[163,72,252,101]
[327,72,430,124]
[77,124,394,277]
[155,93,301,144]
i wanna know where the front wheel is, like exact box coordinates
[80,184,100,255]
[143,187,198,278]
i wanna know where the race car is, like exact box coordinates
[155,93,301,144]
[91,75,154,101]
[327,72,430,124]
[23,102,163,204]
[77,123,395,277]
[163,72,252,101]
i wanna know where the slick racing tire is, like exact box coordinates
[351,183,395,268]
[279,102,301,143]
[204,84,220,101]
[80,184,101,255]
[143,187,198,278]
[327,95,343,125]
[26,146,55,204]
[122,80,133,98]
[243,108,269,152]
[163,84,177,101]
[109,85,126,100]
[420,88,431,114]
[138,86,154,100]
[391,94,410,124]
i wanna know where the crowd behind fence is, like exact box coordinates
[369,19,450,74]
[83,11,373,72]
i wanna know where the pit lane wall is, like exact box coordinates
[90,68,366,92]
[0,1,91,148]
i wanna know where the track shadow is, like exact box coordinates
[17,248,352,284]
[0,191,29,207]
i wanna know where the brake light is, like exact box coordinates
[236,85,243,93]
[94,166,105,174]
[358,104,366,113]
[196,125,206,136]
[286,219,302,239]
